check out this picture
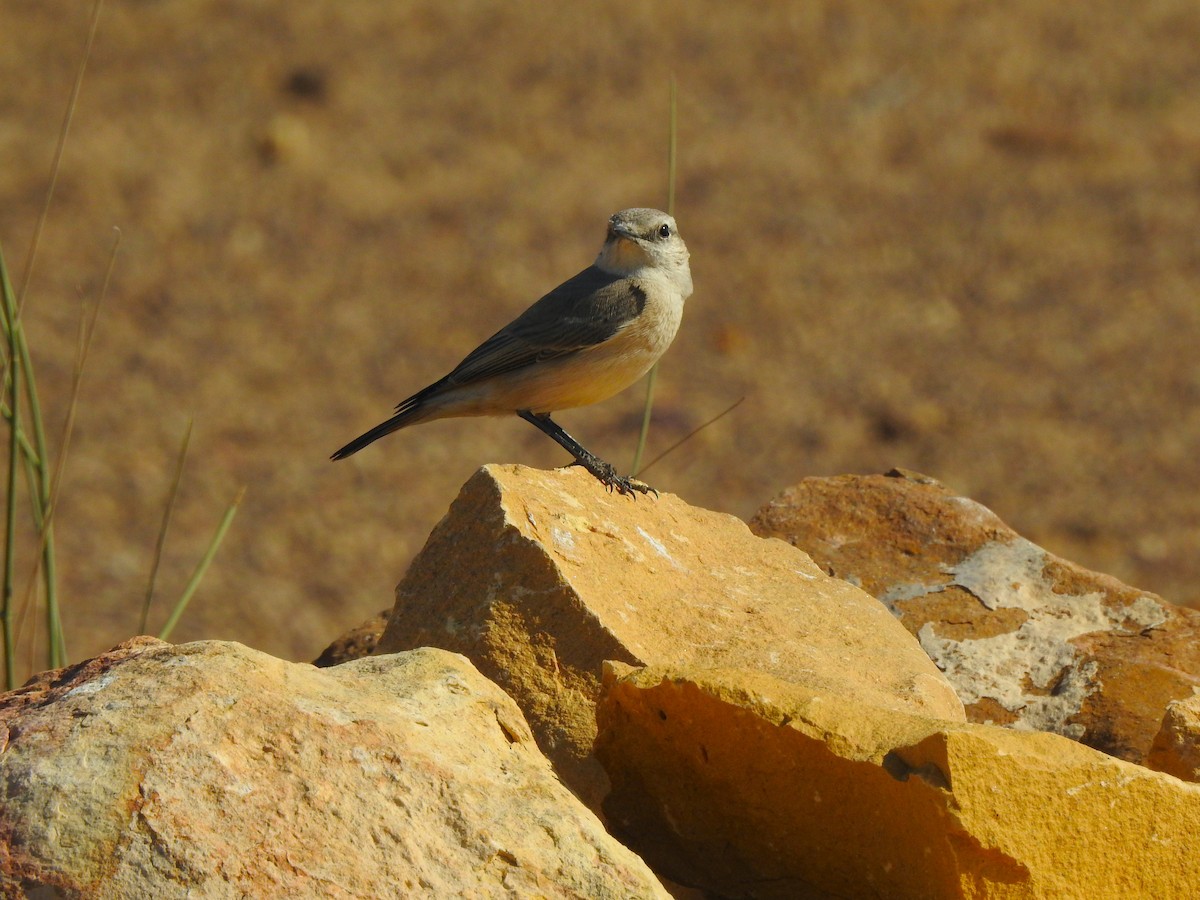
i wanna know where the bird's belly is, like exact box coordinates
[429,288,684,417]
[487,344,658,412]
[488,303,682,413]
[536,295,683,411]
[535,351,656,410]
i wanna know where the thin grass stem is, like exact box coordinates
[157,487,246,643]
[2,247,21,689]
[0,405,38,462]
[8,0,106,670]
[631,76,678,475]
[14,0,105,319]
[635,396,745,479]
[15,228,119,670]
[141,420,192,635]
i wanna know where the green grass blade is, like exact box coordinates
[0,405,39,463]
[9,289,61,672]
[21,339,62,668]
[15,228,119,669]
[631,364,658,477]
[2,244,21,689]
[5,4,105,672]
[157,486,246,643]
[0,1,107,680]
[141,419,192,635]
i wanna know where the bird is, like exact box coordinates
[331,207,693,496]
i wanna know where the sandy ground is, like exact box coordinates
[1,1,1198,675]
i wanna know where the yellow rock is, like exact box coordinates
[596,663,1200,899]
[0,639,671,898]
[376,464,963,806]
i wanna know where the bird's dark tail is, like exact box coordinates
[331,390,435,460]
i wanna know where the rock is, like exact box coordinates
[595,663,1200,900]
[0,638,670,899]
[313,607,390,666]
[1147,695,1200,782]
[376,464,963,806]
[749,470,1200,763]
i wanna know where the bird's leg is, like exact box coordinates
[517,411,656,497]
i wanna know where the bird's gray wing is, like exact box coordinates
[439,266,648,387]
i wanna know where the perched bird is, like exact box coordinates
[332,207,693,496]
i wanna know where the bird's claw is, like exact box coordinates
[607,475,657,498]
[574,458,657,499]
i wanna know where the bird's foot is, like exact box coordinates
[606,471,658,498]
[570,457,658,498]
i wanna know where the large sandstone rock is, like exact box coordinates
[376,464,963,805]
[596,663,1200,899]
[0,638,669,899]
[750,470,1200,762]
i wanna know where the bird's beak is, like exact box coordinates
[608,221,638,244]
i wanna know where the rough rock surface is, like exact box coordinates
[750,469,1200,762]
[1147,695,1200,782]
[596,662,1200,900]
[375,464,963,805]
[0,639,669,899]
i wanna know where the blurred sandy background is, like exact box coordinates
[1,1,1198,674]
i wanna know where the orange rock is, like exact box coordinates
[1147,695,1200,782]
[596,663,1200,899]
[750,469,1200,762]
[376,464,963,806]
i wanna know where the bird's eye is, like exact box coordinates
[657,223,671,239]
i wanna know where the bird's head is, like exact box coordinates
[596,208,692,296]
